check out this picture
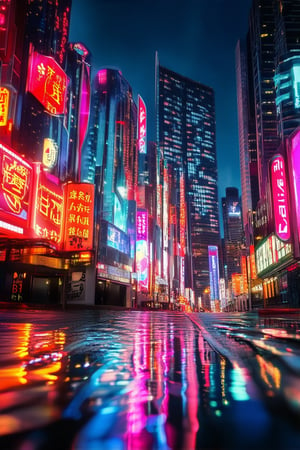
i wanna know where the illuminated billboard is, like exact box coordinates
[270,154,290,241]
[228,200,241,217]
[32,166,63,245]
[27,49,68,116]
[107,223,130,255]
[0,142,32,231]
[208,245,220,301]
[43,138,58,169]
[290,130,300,248]
[138,95,147,154]
[136,209,149,291]
[0,87,9,126]
[63,183,94,251]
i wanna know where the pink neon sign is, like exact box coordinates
[271,154,290,241]
[138,95,146,154]
[291,130,300,244]
[136,209,148,291]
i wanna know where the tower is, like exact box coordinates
[156,54,220,302]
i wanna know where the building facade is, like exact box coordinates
[156,54,220,304]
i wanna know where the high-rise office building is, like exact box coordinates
[82,68,137,306]
[222,187,244,285]
[156,54,220,302]
[248,0,281,199]
[235,37,259,234]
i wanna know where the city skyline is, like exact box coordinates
[69,0,253,203]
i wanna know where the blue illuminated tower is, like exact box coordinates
[156,54,220,303]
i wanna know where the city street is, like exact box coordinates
[1,307,300,449]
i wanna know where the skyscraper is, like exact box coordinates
[248,0,280,199]
[82,68,137,306]
[222,187,244,286]
[156,54,220,302]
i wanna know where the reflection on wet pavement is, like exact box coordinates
[0,310,300,449]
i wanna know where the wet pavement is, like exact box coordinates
[0,308,300,449]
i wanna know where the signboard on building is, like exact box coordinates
[0,87,9,126]
[32,167,63,245]
[27,49,68,116]
[63,183,94,251]
[208,245,220,301]
[138,95,147,154]
[0,142,32,235]
[270,154,290,241]
[136,209,149,291]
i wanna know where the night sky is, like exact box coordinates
[69,0,253,210]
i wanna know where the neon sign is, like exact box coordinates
[43,138,58,169]
[27,50,68,115]
[208,245,220,301]
[138,95,147,154]
[270,154,290,241]
[290,130,300,245]
[33,168,63,244]
[63,183,94,251]
[0,87,9,126]
[0,143,32,220]
[136,209,149,291]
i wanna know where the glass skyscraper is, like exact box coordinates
[156,54,220,302]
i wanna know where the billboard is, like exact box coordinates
[27,50,68,116]
[270,154,290,241]
[63,183,94,251]
[138,95,146,154]
[0,142,32,233]
[208,245,220,301]
[290,130,300,249]
[136,209,149,291]
[0,87,9,127]
[107,223,130,255]
[32,167,63,245]
[228,200,241,217]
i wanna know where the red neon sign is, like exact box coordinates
[0,87,9,126]
[63,183,94,251]
[138,95,146,154]
[27,50,68,116]
[32,168,63,244]
[0,142,32,220]
[271,154,290,241]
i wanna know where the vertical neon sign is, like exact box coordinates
[270,154,290,241]
[136,209,149,291]
[138,95,147,154]
[0,87,9,126]
[63,183,94,251]
[208,245,220,301]
[290,130,300,248]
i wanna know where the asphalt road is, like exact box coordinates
[1,308,300,449]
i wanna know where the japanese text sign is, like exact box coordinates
[63,183,94,251]
[0,142,32,221]
[0,87,9,126]
[27,50,68,115]
[33,169,63,244]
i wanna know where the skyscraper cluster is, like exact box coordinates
[1,0,300,311]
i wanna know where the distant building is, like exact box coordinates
[221,187,244,287]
